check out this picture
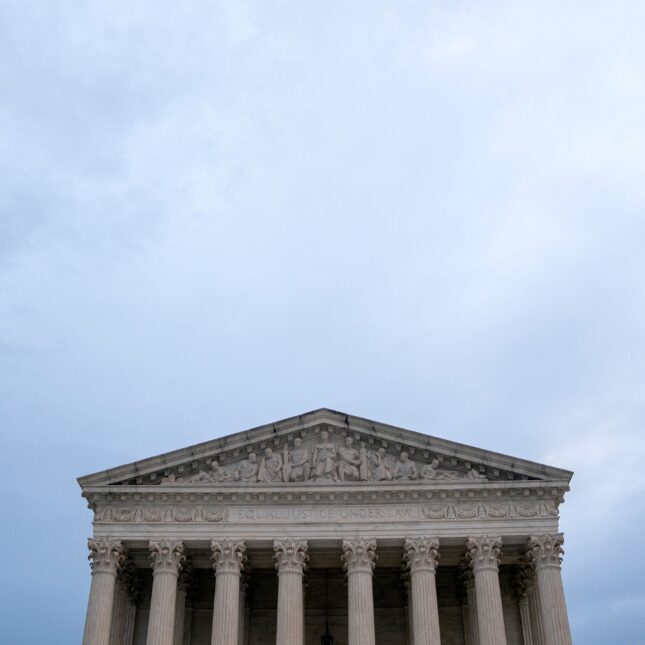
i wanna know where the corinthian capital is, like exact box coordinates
[87,538,126,575]
[527,533,565,570]
[465,536,502,573]
[403,537,440,574]
[274,539,309,575]
[342,537,377,574]
[149,540,185,575]
[211,539,246,575]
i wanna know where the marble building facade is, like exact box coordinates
[77,409,574,645]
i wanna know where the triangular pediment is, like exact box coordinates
[78,409,572,490]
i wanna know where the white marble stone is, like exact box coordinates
[466,536,507,645]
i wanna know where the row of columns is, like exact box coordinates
[82,533,571,645]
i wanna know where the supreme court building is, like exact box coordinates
[78,409,574,645]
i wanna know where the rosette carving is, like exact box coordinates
[149,540,185,575]
[403,537,440,574]
[211,539,246,575]
[273,539,309,575]
[87,538,126,575]
[465,536,502,573]
[526,533,564,570]
[342,537,377,574]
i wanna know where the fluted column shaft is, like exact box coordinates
[109,579,127,645]
[527,535,572,645]
[237,576,248,645]
[404,538,441,645]
[342,538,377,645]
[123,600,137,645]
[515,563,534,645]
[211,540,246,645]
[466,536,507,645]
[519,596,533,645]
[146,540,185,645]
[83,540,126,645]
[274,539,308,645]
[173,565,192,645]
[528,583,545,645]
[462,568,480,645]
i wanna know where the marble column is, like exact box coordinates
[527,534,572,645]
[274,539,308,645]
[174,563,193,645]
[528,582,546,645]
[514,563,533,645]
[238,573,249,645]
[146,540,185,645]
[211,540,246,645]
[83,539,126,645]
[403,537,441,645]
[121,560,141,645]
[342,537,377,645]
[109,576,128,645]
[460,564,480,645]
[402,571,414,645]
[466,536,507,645]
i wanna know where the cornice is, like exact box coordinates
[83,479,569,509]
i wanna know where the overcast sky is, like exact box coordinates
[1,1,644,643]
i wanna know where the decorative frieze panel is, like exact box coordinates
[92,499,558,525]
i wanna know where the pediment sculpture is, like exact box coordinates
[162,428,488,485]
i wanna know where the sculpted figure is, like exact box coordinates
[359,442,369,481]
[283,437,311,482]
[393,452,417,480]
[370,447,392,481]
[187,460,231,483]
[337,437,361,481]
[312,428,337,482]
[258,447,283,483]
[421,458,461,480]
[235,452,259,483]
[467,467,487,481]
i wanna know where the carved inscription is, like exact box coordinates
[229,505,423,523]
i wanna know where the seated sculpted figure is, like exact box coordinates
[370,447,392,481]
[258,447,283,483]
[421,459,461,481]
[393,452,418,480]
[186,460,231,483]
[235,452,259,483]
[337,437,361,481]
[312,429,337,482]
[282,437,311,482]
[467,467,487,481]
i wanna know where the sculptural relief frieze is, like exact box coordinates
[155,427,492,486]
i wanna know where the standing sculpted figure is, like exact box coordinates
[235,452,259,482]
[370,447,392,481]
[282,437,311,482]
[312,428,337,481]
[393,451,418,480]
[258,447,283,483]
[337,437,361,481]
[359,442,369,481]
